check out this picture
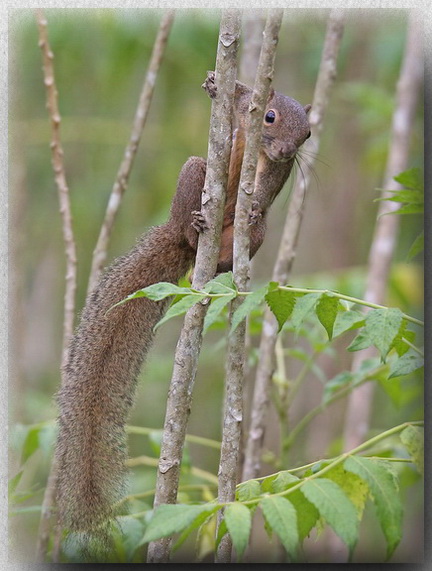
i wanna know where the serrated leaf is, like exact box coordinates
[265,288,297,331]
[172,509,215,553]
[269,471,300,493]
[389,350,424,378]
[393,167,423,190]
[215,517,228,549]
[391,323,415,357]
[236,480,262,502]
[316,294,340,340]
[224,503,252,561]
[117,517,146,561]
[196,512,217,561]
[344,456,403,560]
[400,426,424,475]
[391,203,423,215]
[364,308,404,361]
[260,496,299,557]
[141,504,217,544]
[230,285,269,333]
[22,427,40,463]
[290,292,322,331]
[333,310,365,338]
[8,471,23,498]
[301,478,359,557]
[347,329,373,352]
[288,488,320,541]
[154,294,206,330]
[202,272,236,294]
[203,294,235,333]
[131,282,194,302]
[407,231,424,260]
[325,464,370,519]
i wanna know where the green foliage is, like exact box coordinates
[127,421,422,562]
[123,278,423,380]
[376,167,424,260]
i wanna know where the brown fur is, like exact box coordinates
[55,78,311,541]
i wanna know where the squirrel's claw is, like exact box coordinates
[248,201,263,225]
[191,210,209,232]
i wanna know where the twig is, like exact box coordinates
[215,10,284,563]
[342,13,423,452]
[146,10,241,563]
[35,9,78,561]
[87,11,175,294]
[35,9,77,367]
[241,10,345,483]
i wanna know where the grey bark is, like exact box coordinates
[146,10,241,563]
[241,10,345,482]
[215,9,284,563]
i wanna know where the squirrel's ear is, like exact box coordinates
[304,104,312,115]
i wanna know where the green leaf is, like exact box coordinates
[323,371,355,403]
[316,294,340,340]
[224,503,252,561]
[301,478,359,557]
[400,426,424,475]
[172,509,215,553]
[203,294,235,333]
[230,285,269,333]
[117,517,146,561]
[325,464,370,519]
[130,282,195,302]
[347,329,373,352]
[236,480,262,502]
[269,471,300,493]
[22,426,40,463]
[344,456,403,559]
[141,504,218,544]
[393,167,423,190]
[388,350,424,378]
[332,309,365,338]
[364,308,404,361]
[265,288,297,331]
[290,292,322,331]
[260,496,299,557]
[8,471,23,498]
[287,488,320,541]
[391,324,415,357]
[154,294,206,330]
[407,231,424,260]
[202,272,236,295]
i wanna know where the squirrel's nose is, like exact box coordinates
[276,141,297,161]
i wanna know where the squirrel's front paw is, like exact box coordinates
[248,201,263,226]
[191,210,209,232]
[202,71,217,99]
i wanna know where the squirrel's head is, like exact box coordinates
[262,89,311,163]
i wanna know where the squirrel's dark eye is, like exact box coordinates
[264,110,276,124]
[305,130,311,139]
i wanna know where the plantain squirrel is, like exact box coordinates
[55,74,311,540]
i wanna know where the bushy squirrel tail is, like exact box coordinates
[54,225,194,542]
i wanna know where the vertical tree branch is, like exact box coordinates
[215,10,284,563]
[239,11,265,85]
[341,13,423,452]
[87,11,174,294]
[241,10,345,482]
[36,9,77,367]
[146,10,241,563]
[35,9,77,561]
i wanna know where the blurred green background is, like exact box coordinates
[9,9,423,563]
